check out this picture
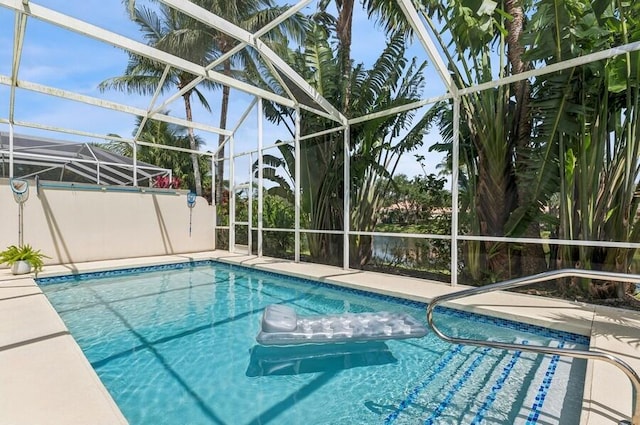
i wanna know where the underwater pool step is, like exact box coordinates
[421,341,581,425]
[388,343,566,425]
[470,346,526,424]
[423,346,493,424]
[383,344,467,424]
[419,345,516,424]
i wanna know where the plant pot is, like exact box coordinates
[11,260,32,275]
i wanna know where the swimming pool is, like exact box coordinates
[39,261,588,424]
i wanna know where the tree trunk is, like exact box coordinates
[216,59,231,205]
[349,235,373,268]
[183,91,203,196]
[505,0,547,276]
[336,0,354,112]
[476,146,518,280]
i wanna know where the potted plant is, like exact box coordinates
[0,244,50,276]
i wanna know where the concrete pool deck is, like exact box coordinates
[1,251,639,424]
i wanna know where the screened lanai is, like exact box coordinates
[0,131,171,185]
[2,1,640,424]
[1,0,639,288]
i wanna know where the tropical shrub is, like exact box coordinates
[0,244,49,275]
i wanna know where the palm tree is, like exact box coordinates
[310,0,546,279]
[99,3,216,196]
[347,38,432,266]
[518,0,640,297]
[101,117,208,190]
[192,0,307,205]
[256,17,430,266]
[391,1,529,280]
[252,144,295,204]
[333,0,355,112]
[425,0,640,296]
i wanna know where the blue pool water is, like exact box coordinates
[39,261,588,425]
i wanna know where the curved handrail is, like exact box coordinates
[426,269,640,425]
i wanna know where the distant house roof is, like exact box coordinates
[0,132,170,186]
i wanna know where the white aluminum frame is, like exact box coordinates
[1,0,640,288]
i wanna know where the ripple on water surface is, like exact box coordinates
[40,263,588,425]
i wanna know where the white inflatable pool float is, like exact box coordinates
[256,304,428,346]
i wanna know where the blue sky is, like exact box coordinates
[0,0,447,182]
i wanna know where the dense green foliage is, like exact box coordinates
[216,192,296,256]
[419,0,640,297]
[520,0,640,297]
[110,0,640,300]
[101,118,210,191]
[257,12,431,267]
[381,174,451,225]
[375,173,452,274]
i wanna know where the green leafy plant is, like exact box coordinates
[0,244,50,275]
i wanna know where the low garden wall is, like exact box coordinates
[0,179,214,267]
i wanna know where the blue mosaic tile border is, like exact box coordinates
[236,266,590,345]
[36,259,589,346]
[36,260,215,285]
[252,268,590,346]
[439,306,589,346]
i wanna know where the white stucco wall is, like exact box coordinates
[0,179,214,267]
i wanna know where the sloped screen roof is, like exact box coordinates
[0,132,170,185]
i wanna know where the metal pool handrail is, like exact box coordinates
[425,269,640,425]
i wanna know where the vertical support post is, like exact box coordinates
[248,152,253,255]
[294,108,301,263]
[18,203,23,247]
[343,126,350,270]
[9,123,14,178]
[451,96,461,286]
[211,155,217,250]
[132,140,138,186]
[229,135,235,253]
[257,98,264,257]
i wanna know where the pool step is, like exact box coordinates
[383,344,468,424]
[422,346,493,424]
[388,341,581,425]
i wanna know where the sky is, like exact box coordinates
[0,0,448,185]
